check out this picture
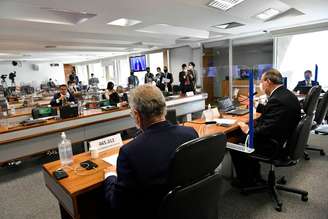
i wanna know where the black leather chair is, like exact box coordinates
[242,112,314,212]
[305,90,328,157]
[166,109,178,125]
[158,133,227,219]
[301,86,322,160]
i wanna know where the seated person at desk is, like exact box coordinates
[116,85,128,103]
[88,73,99,87]
[231,69,301,187]
[67,81,78,94]
[47,78,56,88]
[104,84,198,219]
[293,70,319,93]
[50,84,76,107]
[104,81,120,105]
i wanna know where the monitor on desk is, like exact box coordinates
[32,107,57,119]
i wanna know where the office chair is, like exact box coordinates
[166,109,177,125]
[158,133,227,219]
[242,112,313,212]
[301,85,322,160]
[305,90,328,157]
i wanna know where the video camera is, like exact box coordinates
[9,71,16,83]
[1,74,7,82]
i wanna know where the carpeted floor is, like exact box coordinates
[0,133,327,219]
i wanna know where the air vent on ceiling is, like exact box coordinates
[213,22,244,29]
[208,0,246,11]
[40,7,97,24]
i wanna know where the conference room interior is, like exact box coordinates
[0,0,328,218]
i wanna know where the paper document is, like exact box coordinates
[214,119,237,125]
[102,154,118,166]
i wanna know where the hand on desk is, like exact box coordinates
[238,121,249,134]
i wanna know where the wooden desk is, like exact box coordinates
[43,113,255,219]
[0,93,207,164]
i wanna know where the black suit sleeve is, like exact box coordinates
[104,147,137,209]
[50,94,60,107]
[254,98,289,137]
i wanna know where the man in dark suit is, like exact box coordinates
[50,84,76,107]
[104,84,198,219]
[162,66,173,92]
[144,67,154,84]
[293,70,319,93]
[231,69,301,187]
[179,64,195,94]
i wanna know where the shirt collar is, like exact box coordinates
[270,85,283,97]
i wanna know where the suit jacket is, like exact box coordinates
[50,92,76,107]
[162,72,173,92]
[179,71,195,93]
[128,75,139,87]
[144,73,154,84]
[293,80,319,92]
[255,86,301,156]
[104,121,198,219]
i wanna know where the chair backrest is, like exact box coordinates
[158,133,226,219]
[314,91,328,125]
[158,173,222,219]
[166,109,177,125]
[303,85,321,115]
[285,113,314,160]
[167,133,226,188]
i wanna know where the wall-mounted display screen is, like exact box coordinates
[129,55,146,72]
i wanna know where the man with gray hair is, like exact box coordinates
[104,84,198,219]
[231,68,301,188]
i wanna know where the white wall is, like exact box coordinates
[276,30,328,91]
[169,46,202,86]
[0,61,65,88]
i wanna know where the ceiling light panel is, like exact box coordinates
[107,18,142,26]
[256,8,280,20]
[208,0,246,11]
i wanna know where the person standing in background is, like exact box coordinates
[155,67,164,91]
[162,66,173,92]
[68,70,79,84]
[179,64,195,94]
[144,67,154,84]
[128,71,139,89]
[188,62,197,90]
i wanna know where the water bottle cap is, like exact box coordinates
[61,132,66,139]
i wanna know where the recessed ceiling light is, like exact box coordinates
[213,22,244,29]
[208,0,246,11]
[256,8,280,20]
[107,18,142,27]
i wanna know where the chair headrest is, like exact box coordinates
[168,133,226,188]
[303,86,321,115]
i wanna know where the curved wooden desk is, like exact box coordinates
[42,113,255,219]
[0,93,207,164]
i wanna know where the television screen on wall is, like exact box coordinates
[129,55,146,72]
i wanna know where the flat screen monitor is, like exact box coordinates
[129,55,146,72]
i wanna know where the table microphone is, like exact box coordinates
[238,92,258,102]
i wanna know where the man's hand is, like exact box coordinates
[59,94,65,100]
[238,121,249,134]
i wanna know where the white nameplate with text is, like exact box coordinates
[89,133,123,152]
[186,91,194,97]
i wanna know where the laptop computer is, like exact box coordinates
[217,97,249,116]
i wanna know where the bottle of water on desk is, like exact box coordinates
[58,132,73,167]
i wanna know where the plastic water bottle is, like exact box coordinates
[58,132,73,166]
